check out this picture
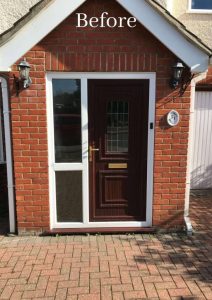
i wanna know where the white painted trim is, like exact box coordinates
[187,0,212,13]
[46,74,56,230]
[52,221,149,229]
[185,72,207,234]
[0,77,15,233]
[81,78,89,225]
[187,9,212,14]
[116,0,209,73]
[46,72,156,229]
[146,73,156,227]
[0,0,209,72]
[47,72,156,80]
[54,163,84,171]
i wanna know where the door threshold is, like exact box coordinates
[46,227,155,235]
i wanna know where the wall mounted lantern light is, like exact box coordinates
[170,61,185,89]
[14,58,32,95]
[170,61,194,96]
[18,58,32,88]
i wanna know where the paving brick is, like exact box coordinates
[186,280,204,295]
[124,290,147,299]
[157,289,171,299]
[101,277,121,285]
[0,285,15,299]
[112,292,125,300]
[66,296,77,300]
[142,275,163,283]
[101,285,112,300]
[55,288,67,300]
[36,275,49,290]
[112,283,133,292]
[120,271,132,284]
[58,280,78,289]
[131,276,144,290]
[45,281,58,297]
[155,281,177,289]
[144,282,158,298]
[79,272,89,287]
[90,271,109,279]
[10,291,23,300]
[67,286,89,295]
[168,288,192,297]
[78,294,101,300]
[14,283,36,292]
[22,289,45,299]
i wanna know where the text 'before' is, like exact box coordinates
[76,12,137,28]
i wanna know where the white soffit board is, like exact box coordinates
[0,0,209,72]
[116,0,209,73]
[0,0,86,71]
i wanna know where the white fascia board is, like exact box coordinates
[117,0,209,73]
[0,0,86,71]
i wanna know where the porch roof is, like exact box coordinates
[0,0,211,72]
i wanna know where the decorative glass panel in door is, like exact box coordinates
[107,101,129,153]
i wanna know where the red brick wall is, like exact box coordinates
[9,0,191,234]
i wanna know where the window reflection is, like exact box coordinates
[191,0,212,9]
[53,79,82,163]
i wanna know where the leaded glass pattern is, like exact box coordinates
[106,101,129,153]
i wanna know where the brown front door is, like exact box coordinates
[88,79,149,222]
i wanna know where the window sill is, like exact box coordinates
[187,9,212,14]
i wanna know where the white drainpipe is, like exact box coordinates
[0,76,16,233]
[185,71,207,235]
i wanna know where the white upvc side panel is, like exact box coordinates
[191,91,212,189]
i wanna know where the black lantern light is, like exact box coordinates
[17,58,32,89]
[170,61,185,89]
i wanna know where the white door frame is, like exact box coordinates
[46,72,156,229]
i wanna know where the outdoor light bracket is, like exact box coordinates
[170,61,185,89]
[170,61,194,97]
[14,58,32,96]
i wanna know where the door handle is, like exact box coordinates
[89,146,99,162]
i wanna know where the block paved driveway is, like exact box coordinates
[0,192,211,300]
